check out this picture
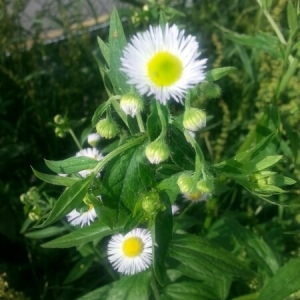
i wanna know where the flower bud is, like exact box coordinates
[55,127,66,138]
[145,139,170,164]
[96,118,119,139]
[141,190,164,216]
[177,173,196,194]
[54,114,64,125]
[120,93,144,117]
[87,133,101,147]
[199,81,222,99]
[197,178,214,194]
[183,108,206,132]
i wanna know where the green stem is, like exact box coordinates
[136,112,145,132]
[68,128,82,150]
[151,272,161,300]
[156,100,168,138]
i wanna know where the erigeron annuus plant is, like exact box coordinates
[29,9,297,300]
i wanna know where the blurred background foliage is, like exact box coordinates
[0,0,299,299]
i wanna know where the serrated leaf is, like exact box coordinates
[97,36,110,66]
[152,192,173,286]
[161,282,217,300]
[31,167,79,187]
[138,162,156,188]
[224,218,279,276]
[106,270,151,300]
[36,176,93,228]
[76,283,113,300]
[25,226,67,239]
[108,9,130,95]
[63,256,94,284]
[44,157,99,174]
[205,67,237,81]
[169,234,254,280]
[257,258,300,300]
[42,221,121,248]
[92,101,110,126]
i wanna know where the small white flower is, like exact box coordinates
[87,133,101,147]
[76,147,103,178]
[182,190,208,202]
[107,228,152,275]
[121,24,207,105]
[67,205,97,227]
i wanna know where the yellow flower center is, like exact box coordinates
[147,51,183,87]
[189,191,203,201]
[122,237,144,258]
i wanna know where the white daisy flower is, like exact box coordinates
[107,228,152,275]
[121,24,207,105]
[66,204,97,227]
[182,190,208,202]
[76,147,103,178]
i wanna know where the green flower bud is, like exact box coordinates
[177,173,196,194]
[141,190,164,216]
[120,93,144,117]
[54,114,64,124]
[197,178,214,194]
[183,108,206,132]
[96,118,119,139]
[55,127,66,138]
[145,139,170,164]
[199,81,222,99]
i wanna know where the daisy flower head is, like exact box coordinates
[183,190,209,202]
[87,133,101,147]
[76,147,103,178]
[107,228,152,275]
[67,204,97,227]
[121,24,207,105]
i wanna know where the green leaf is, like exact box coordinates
[257,258,300,300]
[157,173,181,204]
[152,192,173,285]
[76,283,113,300]
[287,0,298,33]
[92,101,110,127]
[169,234,254,280]
[161,282,218,300]
[63,256,94,284]
[168,125,195,170]
[147,101,162,141]
[159,10,167,27]
[44,157,99,174]
[25,226,67,239]
[224,218,279,276]
[108,9,130,95]
[97,36,110,66]
[241,155,282,173]
[106,270,151,300]
[36,175,93,228]
[205,67,237,81]
[138,162,156,188]
[42,221,121,248]
[31,167,79,187]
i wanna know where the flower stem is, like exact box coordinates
[156,100,168,138]
[151,272,161,300]
[136,112,145,132]
[68,128,82,150]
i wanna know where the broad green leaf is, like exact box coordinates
[161,282,217,300]
[152,192,173,285]
[63,256,94,284]
[25,226,67,239]
[108,9,130,95]
[138,162,156,188]
[42,221,121,248]
[169,234,254,280]
[241,155,282,173]
[147,101,162,141]
[157,173,181,204]
[97,36,110,66]
[205,67,237,81]
[287,0,298,33]
[224,218,279,276]
[204,276,232,300]
[278,57,298,96]
[231,293,259,300]
[123,210,143,233]
[257,257,300,300]
[76,283,113,300]
[91,101,110,126]
[31,167,78,187]
[44,157,99,174]
[106,270,151,300]
[36,175,93,228]
[168,125,195,170]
